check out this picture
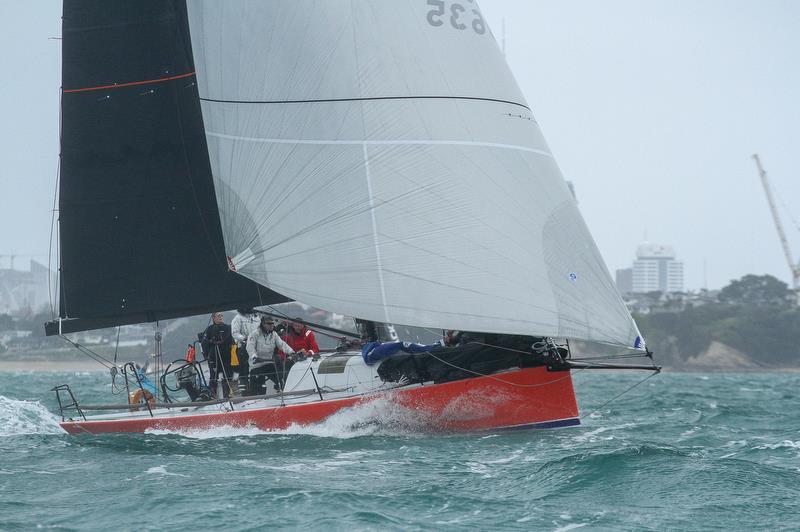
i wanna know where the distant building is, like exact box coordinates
[0,260,55,315]
[631,243,684,293]
[615,268,633,294]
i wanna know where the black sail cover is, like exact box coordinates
[46,0,288,336]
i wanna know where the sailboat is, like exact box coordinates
[47,1,654,435]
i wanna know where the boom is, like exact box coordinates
[752,154,800,290]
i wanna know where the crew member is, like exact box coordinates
[201,312,235,398]
[246,317,296,394]
[282,320,320,360]
[231,308,260,392]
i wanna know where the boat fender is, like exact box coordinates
[129,389,156,411]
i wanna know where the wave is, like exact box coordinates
[0,395,65,436]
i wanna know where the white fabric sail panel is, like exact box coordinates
[187,1,643,348]
[188,1,522,104]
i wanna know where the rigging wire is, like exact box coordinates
[48,87,63,320]
[262,304,354,341]
[112,327,121,366]
[58,335,115,369]
[109,326,123,395]
[580,370,660,421]
[58,334,143,395]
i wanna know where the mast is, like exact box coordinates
[752,154,800,293]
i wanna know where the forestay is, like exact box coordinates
[187,0,643,348]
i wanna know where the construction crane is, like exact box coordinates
[752,154,800,295]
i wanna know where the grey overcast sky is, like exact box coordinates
[1,1,798,291]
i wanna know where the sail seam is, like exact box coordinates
[362,143,391,324]
[205,132,554,158]
[200,95,531,111]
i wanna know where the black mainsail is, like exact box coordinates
[46,0,287,336]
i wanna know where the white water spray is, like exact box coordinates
[0,395,66,436]
[144,397,430,440]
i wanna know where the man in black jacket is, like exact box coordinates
[201,312,235,398]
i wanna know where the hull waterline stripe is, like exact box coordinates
[63,71,196,94]
[205,132,554,158]
[497,417,581,431]
[201,95,531,112]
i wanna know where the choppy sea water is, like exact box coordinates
[0,370,798,530]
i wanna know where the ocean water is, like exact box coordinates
[0,370,798,531]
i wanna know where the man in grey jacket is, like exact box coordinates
[231,308,260,392]
[246,316,295,394]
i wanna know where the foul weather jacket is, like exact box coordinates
[283,326,320,355]
[201,323,234,367]
[246,328,295,370]
[231,313,260,347]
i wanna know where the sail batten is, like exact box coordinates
[187,0,643,347]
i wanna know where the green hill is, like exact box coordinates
[635,275,800,369]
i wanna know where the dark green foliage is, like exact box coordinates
[636,274,800,367]
[718,274,794,307]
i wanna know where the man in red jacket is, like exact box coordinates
[283,320,320,359]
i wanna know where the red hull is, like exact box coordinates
[60,367,579,434]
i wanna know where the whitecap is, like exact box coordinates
[0,395,65,436]
[145,465,188,477]
[482,449,524,465]
[145,425,268,439]
[680,426,700,438]
[753,440,800,451]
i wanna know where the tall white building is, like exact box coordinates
[0,260,54,314]
[632,243,684,293]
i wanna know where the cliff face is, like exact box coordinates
[633,303,800,370]
[685,341,759,370]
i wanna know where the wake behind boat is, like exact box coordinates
[45,1,657,435]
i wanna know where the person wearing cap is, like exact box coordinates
[246,316,296,394]
[282,320,320,360]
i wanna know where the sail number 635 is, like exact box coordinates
[426,0,486,34]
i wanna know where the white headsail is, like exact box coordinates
[187,0,643,348]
